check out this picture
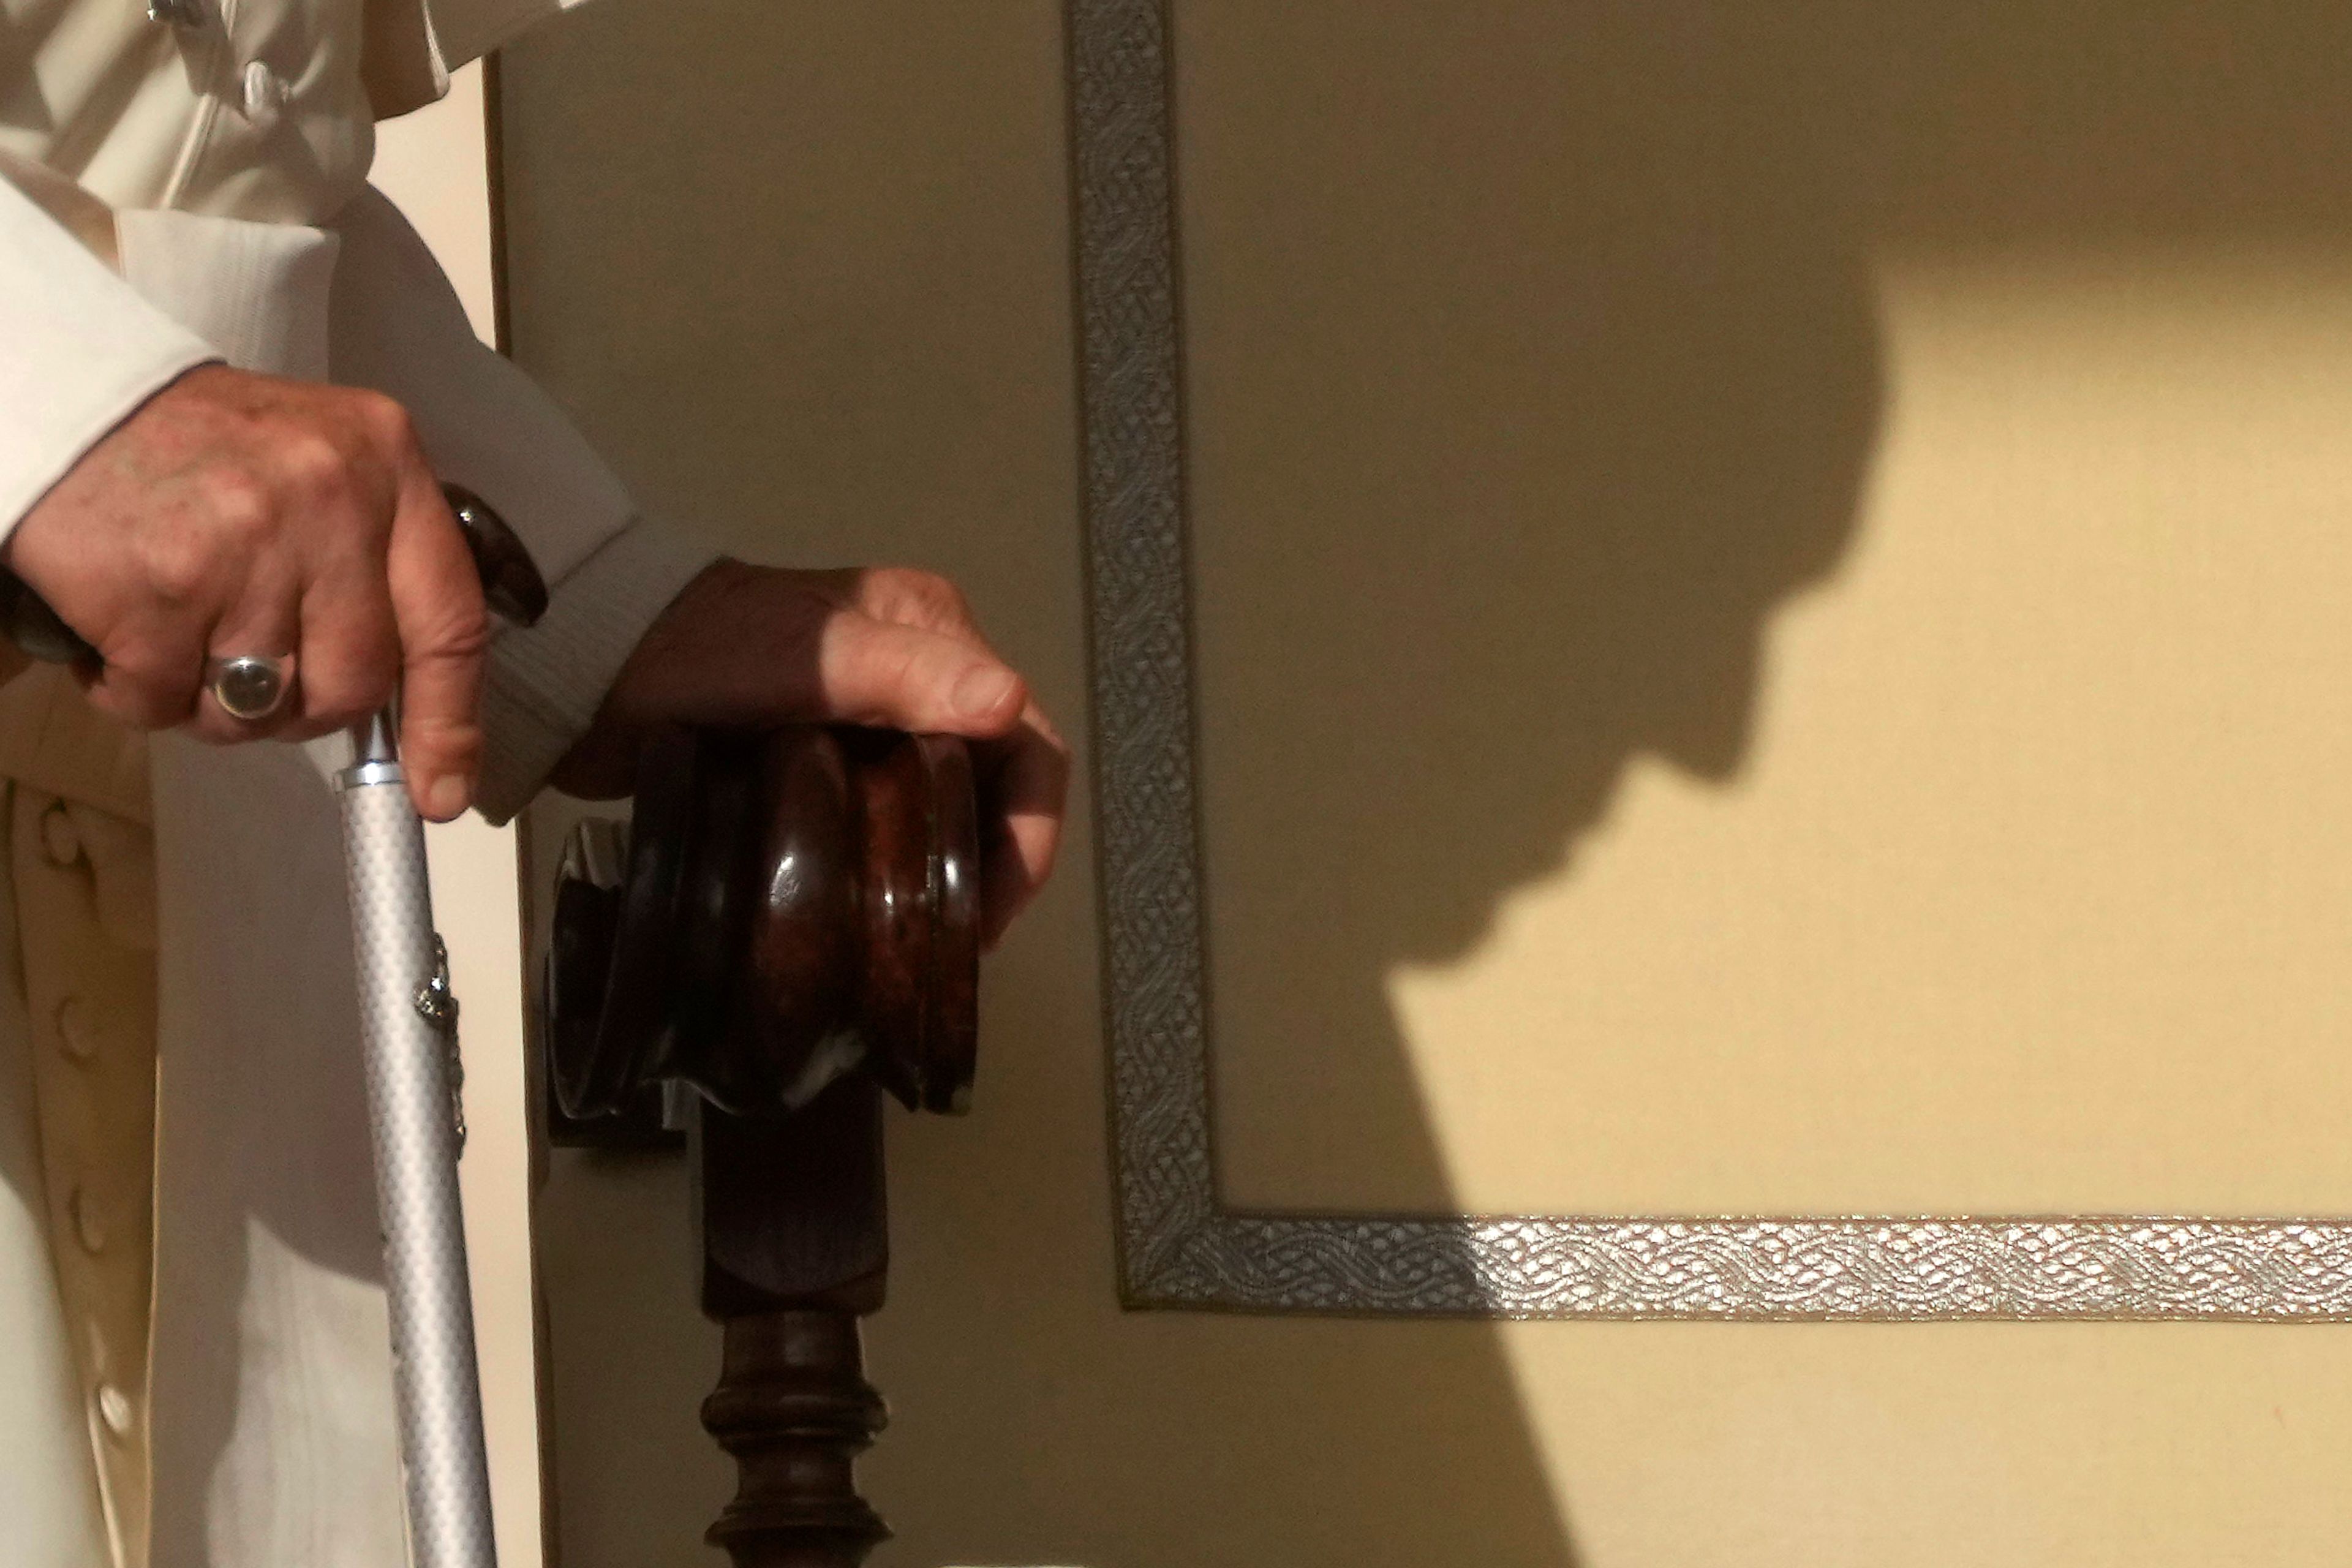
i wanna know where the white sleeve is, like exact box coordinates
[0,175,219,540]
[327,186,718,823]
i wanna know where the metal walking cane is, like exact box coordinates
[333,488,546,1568]
[1,486,546,1568]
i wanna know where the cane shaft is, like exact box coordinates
[337,754,497,1568]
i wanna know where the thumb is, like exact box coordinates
[819,612,1027,737]
[385,478,489,819]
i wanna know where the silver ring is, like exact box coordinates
[206,653,294,722]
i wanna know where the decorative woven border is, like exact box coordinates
[1066,0,2352,1319]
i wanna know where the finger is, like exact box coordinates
[817,613,1028,737]
[185,568,304,744]
[287,565,399,741]
[629,603,1031,737]
[853,567,985,641]
[383,475,488,820]
[83,612,207,731]
[975,704,1071,948]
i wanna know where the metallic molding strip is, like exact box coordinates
[1067,0,2352,1319]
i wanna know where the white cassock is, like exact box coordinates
[0,0,718,1561]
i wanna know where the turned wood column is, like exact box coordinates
[699,1080,891,1568]
[546,725,978,1567]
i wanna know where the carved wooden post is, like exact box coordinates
[546,725,978,1566]
[699,1082,891,1567]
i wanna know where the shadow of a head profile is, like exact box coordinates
[1191,15,1884,1008]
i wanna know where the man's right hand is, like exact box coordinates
[6,364,489,820]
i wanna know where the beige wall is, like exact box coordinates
[1180,4,2352,1219]
[497,4,2352,1566]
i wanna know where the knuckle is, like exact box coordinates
[173,469,277,584]
[406,598,491,675]
[411,719,484,776]
[869,567,970,627]
[205,467,273,535]
[878,631,933,698]
[138,532,209,606]
[358,391,421,453]
[277,432,350,499]
[437,595,492,659]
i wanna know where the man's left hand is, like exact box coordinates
[552,559,1069,947]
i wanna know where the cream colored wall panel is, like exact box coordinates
[1226,249,2352,1215]
[1510,1325,2352,1567]
[1175,3,2352,1219]
[496,1,2352,1564]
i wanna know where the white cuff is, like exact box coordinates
[475,518,718,824]
[0,176,220,540]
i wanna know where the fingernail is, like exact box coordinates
[952,665,1019,722]
[426,774,470,821]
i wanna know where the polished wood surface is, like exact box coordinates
[700,1082,889,1568]
[703,1308,888,1568]
[547,725,978,1565]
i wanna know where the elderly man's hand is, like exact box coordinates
[7,365,488,819]
[552,560,1068,945]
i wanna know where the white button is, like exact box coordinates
[70,1186,104,1254]
[95,1383,135,1439]
[39,804,79,867]
[55,997,96,1062]
[242,61,287,128]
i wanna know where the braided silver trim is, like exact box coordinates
[1067,0,2352,1321]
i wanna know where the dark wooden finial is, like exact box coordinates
[545,725,979,1564]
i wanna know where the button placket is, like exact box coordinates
[13,788,161,1558]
